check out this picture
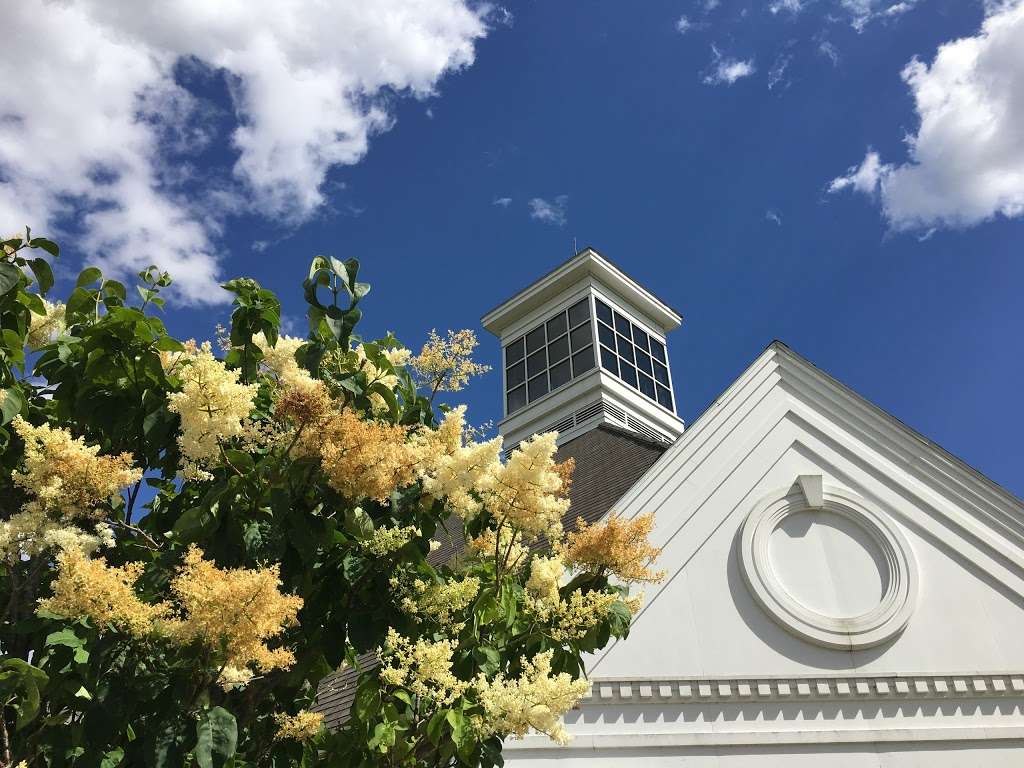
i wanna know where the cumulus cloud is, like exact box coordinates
[765,210,783,225]
[528,196,568,226]
[819,41,841,65]
[828,2,1024,231]
[768,55,792,91]
[493,197,513,208]
[0,0,490,303]
[703,46,756,86]
[769,0,805,14]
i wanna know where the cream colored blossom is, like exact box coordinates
[38,548,170,637]
[468,527,529,572]
[364,525,420,556]
[414,406,502,518]
[399,576,480,629]
[274,710,324,741]
[166,341,259,479]
[526,556,564,607]
[411,329,490,393]
[254,333,310,387]
[318,409,419,502]
[474,650,590,746]
[378,628,469,706]
[12,417,141,521]
[217,665,255,692]
[27,299,65,348]
[546,590,619,643]
[483,432,569,541]
[165,546,302,673]
[624,591,645,615]
[0,510,106,562]
[562,512,665,583]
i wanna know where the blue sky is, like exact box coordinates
[3,0,1023,495]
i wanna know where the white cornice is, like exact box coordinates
[480,248,682,338]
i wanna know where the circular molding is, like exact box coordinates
[738,485,918,650]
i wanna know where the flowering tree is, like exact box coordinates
[0,233,662,767]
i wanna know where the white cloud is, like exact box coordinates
[704,0,721,11]
[819,41,841,65]
[840,0,920,31]
[769,0,805,14]
[765,210,783,225]
[703,46,756,86]
[493,197,513,208]
[828,2,1024,231]
[0,1,490,303]
[528,196,568,226]
[676,15,695,34]
[768,55,792,90]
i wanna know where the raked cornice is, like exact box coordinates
[582,672,1024,704]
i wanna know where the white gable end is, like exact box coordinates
[505,342,1024,765]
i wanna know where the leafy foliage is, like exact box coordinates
[0,233,653,767]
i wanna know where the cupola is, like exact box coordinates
[481,247,684,452]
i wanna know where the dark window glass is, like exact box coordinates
[526,349,546,378]
[528,373,548,401]
[656,385,673,410]
[507,385,527,413]
[569,323,591,352]
[568,299,589,328]
[572,346,595,376]
[617,336,634,363]
[505,337,525,365]
[633,327,650,352]
[548,334,569,363]
[600,346,618,375]
[653,361,669,385]
[620,362,638,388]
[595,299,613,326]
[506,360,526,389]
[639,374,656,399]
[526,326,545,354]
[546,312,567,340]
[598,323,615,349]
[549,359,571,390]
[649,338,666,363]
[614,312,631,337]
[636,351,653,375]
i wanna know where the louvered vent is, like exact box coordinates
[627,414,672,444]
[502,400,659,459]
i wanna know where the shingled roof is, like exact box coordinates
[314,423,670,730]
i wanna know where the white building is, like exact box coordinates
[484,248,1024,767]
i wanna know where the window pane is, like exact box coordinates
[572,345,595,376]
[653,360,669,385]
[527,349,546,378]
[636,351,652,375]
[505,337,525,365]
[639,373,656,399]
[548,334,569,363]
[598,323,615,349]
[595,299,613,326]
[620,362,638,388]
[506,360,526,389]
[526,326,546,354]
[507,385,527,413]
[614,312,631,337]
[568,299,589,328]
[528,373,549,401]
[570,323,591,352]
[656,384,673,410]
[549,359,571,390]
[649,338,666,363]
[617,336,634,363]
[600,346,618,375]
[633,327,650,352]
[546,312,568,340]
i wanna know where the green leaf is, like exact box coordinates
[45,627,90,663]
[0,386,26,426]
[100,747,125,767]
[194,706,237,768]
[426,709,449,746]
[0,262,21,295]
[343,507,375,540]
[28,236,60,258]
[29,257,54,294]
[76,266,103,287]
